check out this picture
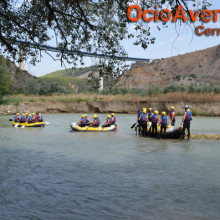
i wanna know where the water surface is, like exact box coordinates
[0,114,219,220]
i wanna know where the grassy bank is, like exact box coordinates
[3,92,220,105]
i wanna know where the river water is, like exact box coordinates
[0,114,220,220]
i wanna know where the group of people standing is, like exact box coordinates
[14,112,44,123]
[137,105,193,139]
[78,113,116,128]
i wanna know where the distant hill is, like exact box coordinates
[42,66,99,79]
[40,66,100,93]
[117,45,220,88]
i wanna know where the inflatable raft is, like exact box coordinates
[70,122,117,132]
[12,121,45,128]
[136,122,183,139]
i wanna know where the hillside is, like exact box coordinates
[0,56,41,94]
[42,66,99,79]
[117,45,220,88]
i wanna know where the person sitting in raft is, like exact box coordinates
[27,114,33,123]
[25,113,29,120]
[32,113,36,122]
[102,115,111,127]
[138,108,148,136]
[78,115,87,127]
[111,113,116,125]
[170,107,176,126]
[14,113,20,122]
[181,105,193,140]
[151,111,159,137]
[38,113,44,122]
[137,109,143,135]
[160,112,168,139]
[20,113,26,123]
[35,112,40,121]
[84,114,90,126]
[91,114,100,127]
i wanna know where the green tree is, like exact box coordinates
[0,56,13,103]
[0,0,211,69]
[25,78,39,94]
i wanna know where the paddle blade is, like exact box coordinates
[9,119,13,121]
[131,122,137,129]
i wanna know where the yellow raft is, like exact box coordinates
[12,121,45,128]
[70,122,117,132]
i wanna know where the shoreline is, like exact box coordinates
[1,99,220,116]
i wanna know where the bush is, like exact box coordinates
[189,74,197,79]
[25,78,38,95]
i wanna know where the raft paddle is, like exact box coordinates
[9,119,13,121]
[131,122,137,129]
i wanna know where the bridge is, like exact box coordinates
[14,40,150,91]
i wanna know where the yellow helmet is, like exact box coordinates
[81,115,85,118]
[149,108,152,110]
[93,114,97,118]
[32,113,35,115]
[29,114,31,116]
[171,106,175,110]
[26,113,28,115]
[187,109,191,112]
[16,113,19,115]
[22,113,25,116]
[107,115,111,119]
[143,108,146,111]
[154,110,158,114]
[39,113,41,116]
[143,109,147,114]
[162,111,166,116]
[84,114,87,117]
[111,113,115,116]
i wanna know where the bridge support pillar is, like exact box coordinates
[99,58,104,92]
[19,48,24,70]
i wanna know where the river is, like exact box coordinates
[0,114,220,220]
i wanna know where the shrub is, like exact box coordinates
[189,74,197,79]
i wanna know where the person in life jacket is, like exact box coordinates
[27,114,33,123]
[35,112,40,121]
[14,113,20,122]
[78,115,87,127]
[102,115,112,127]
[84,114,90,125]
[138,108,148,136]
[137,110,143,135]
[160,111,168,139]
[25,113,29,120]
[38,113,44,122]
[32,113,36,122]
[20,113,26,123]
[111,113,116,125]
[148,108,153,123]
[170,107,176,126]
[151,111,159,137]
[91,114,100,127]
[181,105,193,140]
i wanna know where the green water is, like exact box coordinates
[0,114,219,220]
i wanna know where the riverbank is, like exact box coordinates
[1,93,220,116]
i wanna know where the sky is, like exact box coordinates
[13,0,220,77]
